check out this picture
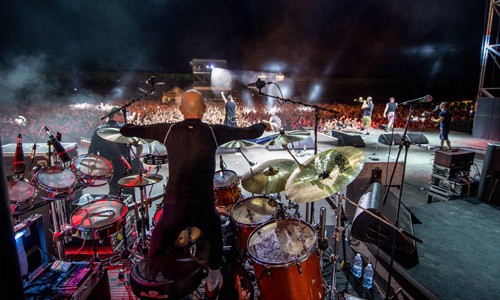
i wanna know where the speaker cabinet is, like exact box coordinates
[378,133,402,145]
[473,97,500,140]
[405,132,429,145]
[338,135,365,147]
[478,143,500,204]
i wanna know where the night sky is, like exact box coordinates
[0,0,488,103]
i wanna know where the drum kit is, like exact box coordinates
[7,127,166,263]
[207,130,373,300]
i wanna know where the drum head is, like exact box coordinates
[72,154,113,183]
[247,218,317,266]
[231,196,278,226]
[35,166,76,193]
[214,170,238,188]
[7,180,36,204]
[70,199,127,239]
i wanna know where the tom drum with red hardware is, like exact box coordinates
[213,169,241,206]
[34,165,77,196]
[71,153,113,187]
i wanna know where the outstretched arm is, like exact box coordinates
[221,91,228,104]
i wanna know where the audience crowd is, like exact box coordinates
[0,98,474,145]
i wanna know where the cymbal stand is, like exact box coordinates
[236,147,256,167]
[327,193,348,300]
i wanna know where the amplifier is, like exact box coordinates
[24,262,110,300]
[2,142,79,178]
[427,186,458,203]
[434,148,475,168]
[430,175,479,197]
[432,164,470,179]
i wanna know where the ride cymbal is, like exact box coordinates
[285,146,365,203]
[241,158,299,194]
[97,127,154,144]
[118,173,163,188]
[220,139,257,148]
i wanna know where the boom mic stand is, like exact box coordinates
[255,83,340,224]
[379,103,423,299]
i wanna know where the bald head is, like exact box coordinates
[180,89,206,118]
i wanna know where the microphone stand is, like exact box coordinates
[256,84,340,224]
[380,103,423,299]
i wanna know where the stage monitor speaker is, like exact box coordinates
[337,135,365,147]
[473,97,500,140]
[478,143,500,204]
[351,182,419,269]
[405,132,429,145]
[378,133,402,146]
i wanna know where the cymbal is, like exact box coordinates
[118,173,163,188]
[241,158,299,194]
[220,139,257,148]
[97,127,154,144]
[259,130,311,146]
[285,146,365,203]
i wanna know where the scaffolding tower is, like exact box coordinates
[478,0,500,98]
[189,59,231,100]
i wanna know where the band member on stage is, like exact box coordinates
[383,97,398,132]
[120,89,271,299]
[360,96,374,135]
[221,91,237,127]
[88,106,142,196]
[269,112,282,132]
[432,102,453,149]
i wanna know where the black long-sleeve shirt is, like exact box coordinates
[120,119,266,204]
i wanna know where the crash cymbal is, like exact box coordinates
[241,158,299,194]
[97,127,154,144]
[118,173,163,188]
[285,146,365,203]
[259,130,311,146]
[220,139,257,148]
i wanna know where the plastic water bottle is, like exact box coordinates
[352,253,363,278]
[363,263,374,289]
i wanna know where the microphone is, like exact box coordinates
[246,78,268,90]
[220,155,225,171]
[44,126,71,163]
[13,133,26,175]
[120,155,132,171]
[401,95,433,105]
[432,105,440,113]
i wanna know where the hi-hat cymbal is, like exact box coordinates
[259,130,311,146]
[118,173,163,188]
[285,146,365,203]
[241,158,299,194]
[220,139,257,149]
[97,127,154,144]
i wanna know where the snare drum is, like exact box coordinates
[247,218,324,300]
[70,199,127,240]
[34,165,77,195]
[213,169,240,206]
[7,180,37,213]
[71,154,113,187]
[230,196,279,253]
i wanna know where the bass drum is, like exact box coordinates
[71,154,113,187]
[70,199,127,240]
[247,218,324,300]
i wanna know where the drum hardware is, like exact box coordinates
[219,139,258,167]
[118,171,163,259]
[241,158,298,195]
